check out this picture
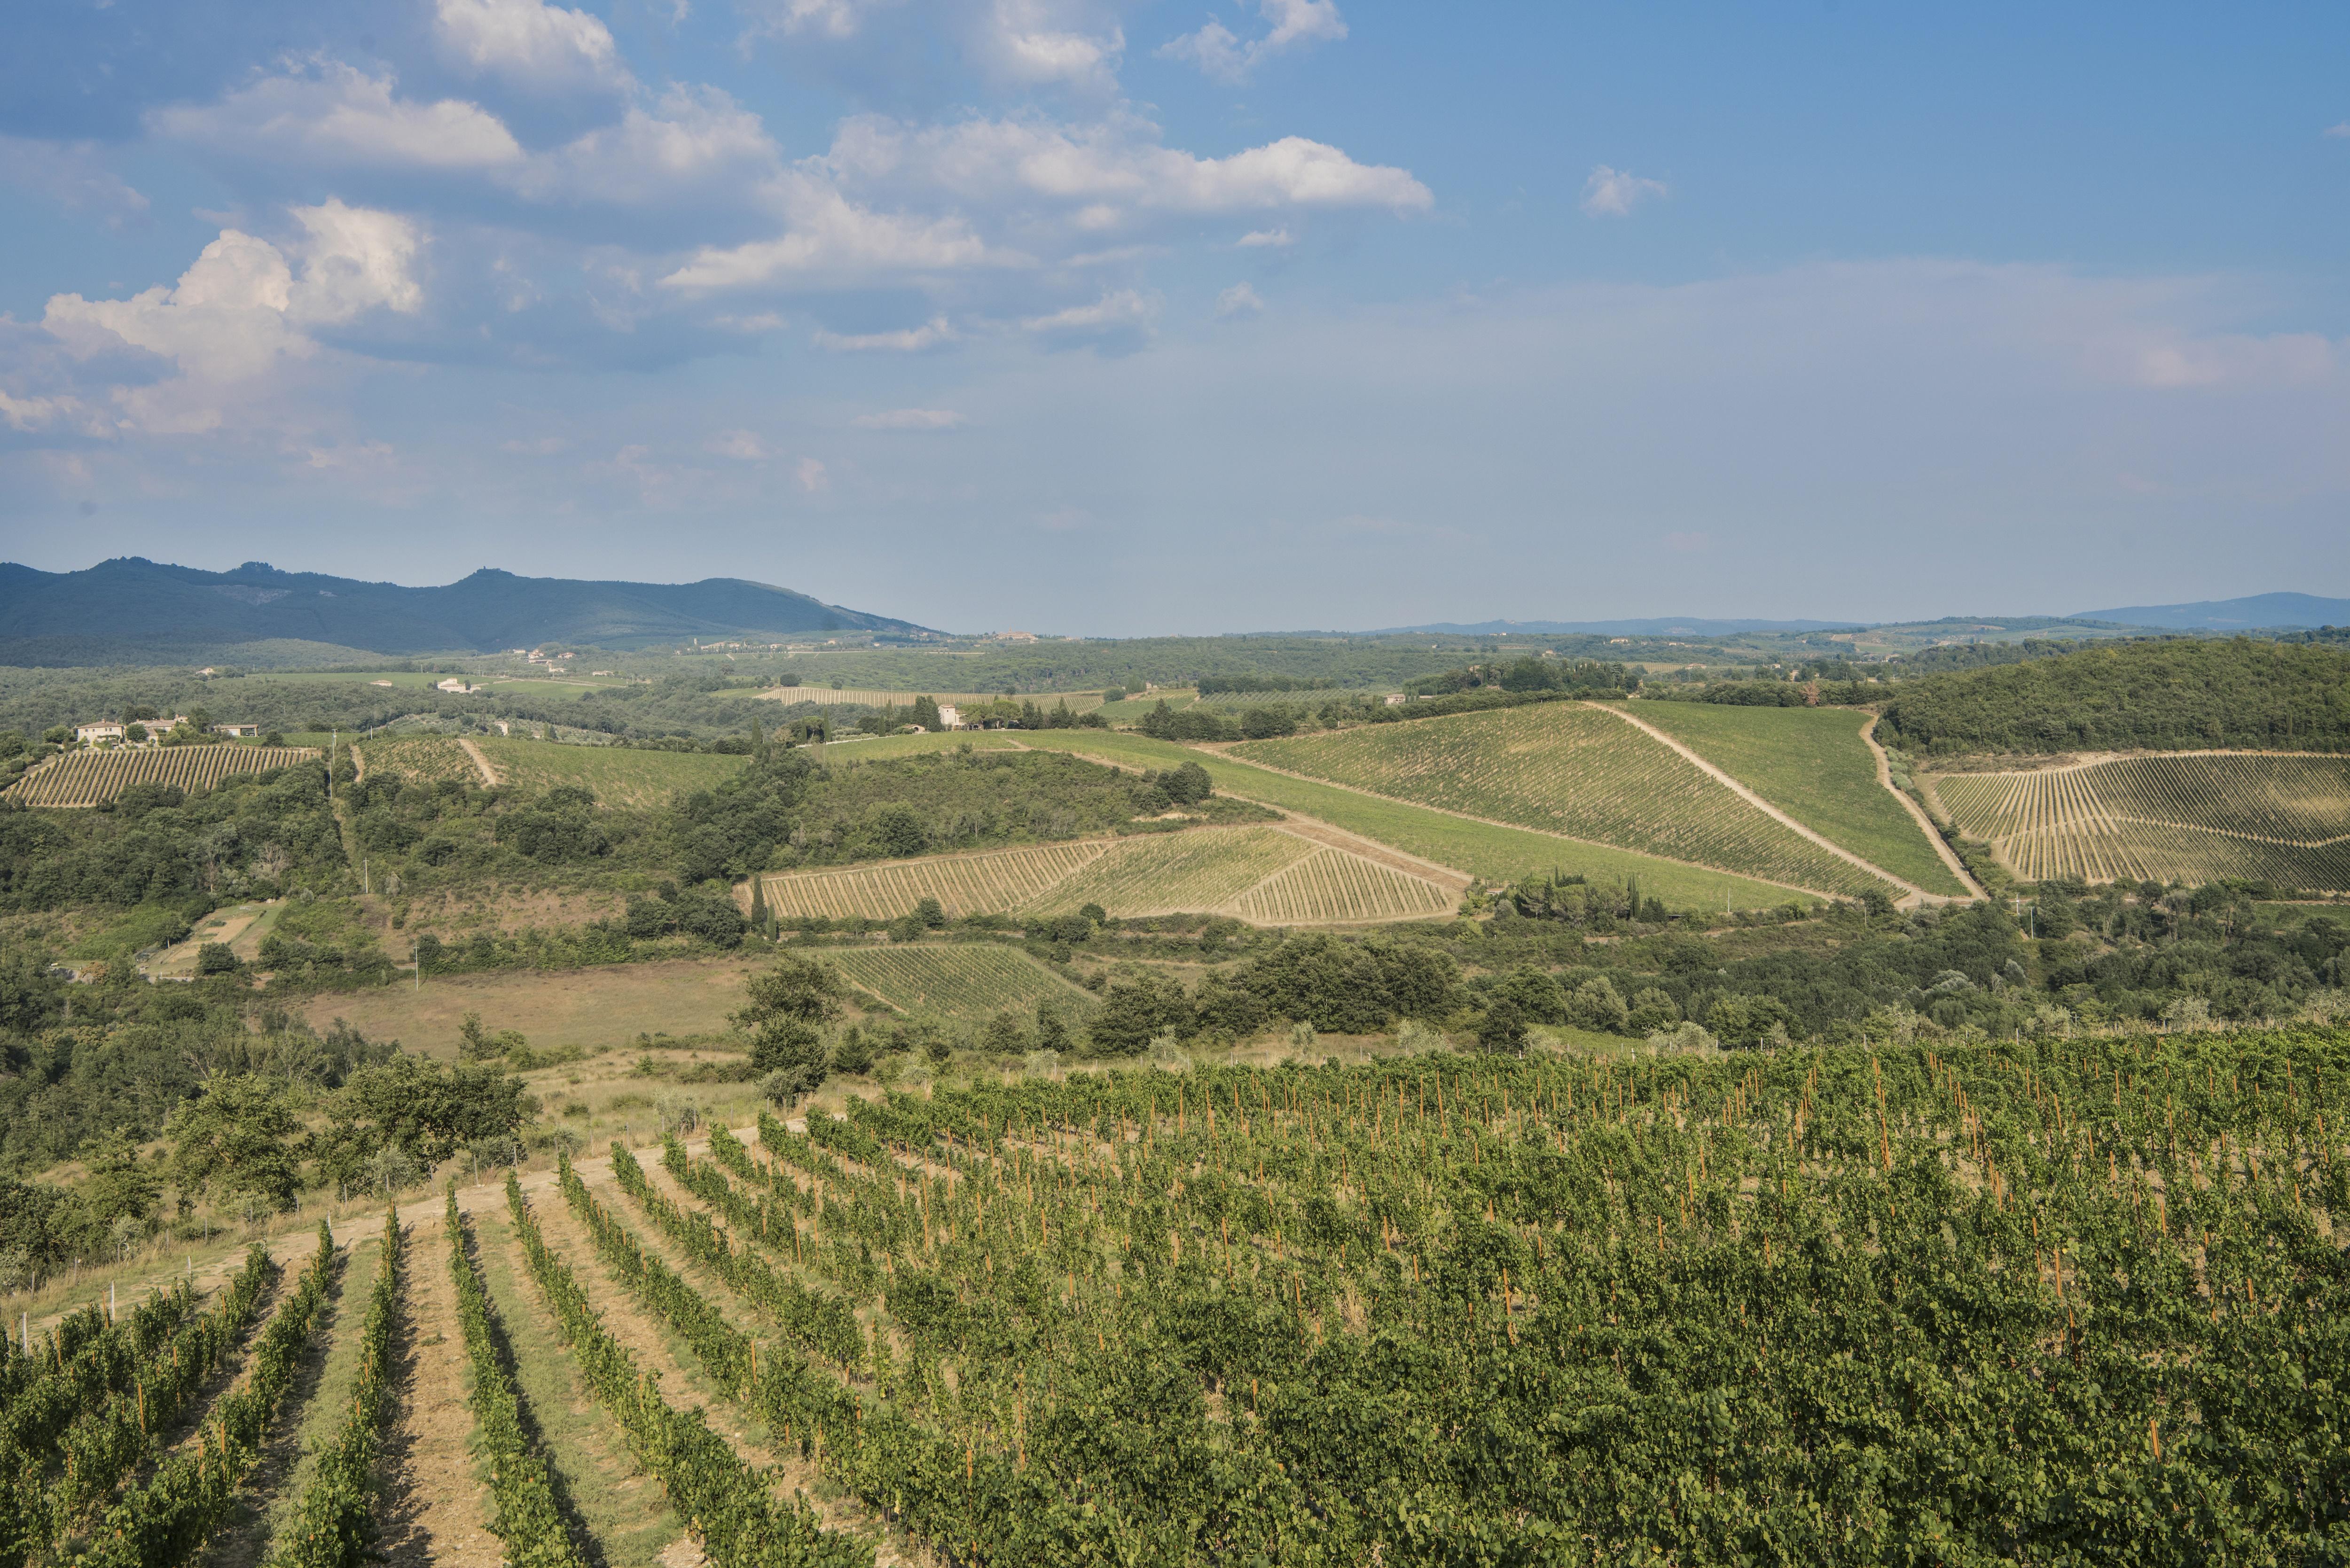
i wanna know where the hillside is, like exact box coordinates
[0,558,929,663]
[2069,591,2350,630]
[1877,637,2350,755]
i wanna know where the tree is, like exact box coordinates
[166,1075,302,1212]
[1474,999,1528,1054]
[748,874,769,937]
[736,954,845,1097]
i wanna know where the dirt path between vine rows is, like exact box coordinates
[1858,715,1985,898]
[377,1211,500,1568]
[1582,702,1941,907]
[458,738,500,788]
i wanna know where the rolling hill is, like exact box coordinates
[0,557,931,664]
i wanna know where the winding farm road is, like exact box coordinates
[457,737,499,788]
[1858,715,1986,898]
[1583,702,1957,908]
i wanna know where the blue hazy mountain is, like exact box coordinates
[0,558,930,664]
[2066,593,2350,631]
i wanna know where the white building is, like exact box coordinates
[936,704,964,730]
[436,678,478,694]
[75,721,125,744]
[212,723,260,738]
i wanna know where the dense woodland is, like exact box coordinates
[1879,637,2350,753]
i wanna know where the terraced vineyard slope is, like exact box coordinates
[825,944,1097,1018]
[1233,704,1900,899]
[5,745,320,807]
[1627,702,1972,896]
[751,824,1454,925]
[1930,751,2350,889]
[1009,730,1803,910]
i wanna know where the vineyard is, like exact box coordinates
[752,825,1455,926]
[1628,701,1973,896]
[754,685,1097,711]
[470,737,750,808]
[3,745,320,807]
[14,1027,2350,1562]
[824,944,1097,1018]
[1233,704,1900,900]
[1931,752,2350,889]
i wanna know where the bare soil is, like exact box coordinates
[378,1213,501,1568]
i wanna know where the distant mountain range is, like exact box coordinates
[0,558,929,665]
[2066,592,2350,631]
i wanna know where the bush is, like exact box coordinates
[196,942,241,975]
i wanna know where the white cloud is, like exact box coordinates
[1159,0,1345,81]
[434,0,630,90]
[852,407,966,428]
[983,0,1125,91]
[708,428,768,458]
[2327,122,2350,138]
[715,312,789,333]
[37,207,424,433]
[813,316,958,351]
[2128,334,2336,391]
[0,390,93,433]
[152,62,524,171]
[1216,281,1264,316]
[826,112,1430,216]
[1237,226,1292,247]
[1021,288,1155,346]
[1581,164,1667,217]
[796,455,830,490]
[745,0,894,40]
[287,200,426,324]
[662,182,1003,290]
[0,137,149,223]
[515,86,782,207]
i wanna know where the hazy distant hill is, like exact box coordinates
[1368,616,1855,636]
[0,558,931,665]
[2067,592,2350,631]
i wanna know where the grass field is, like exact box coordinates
[826,943,1096,1018]
[755,823,1456,924]
[296,955,771,1054]
[1008,730,1805,909]
[1232,706,1896,900]
[471,736,749,805]
[1626,702,1970,895]
[4,743,320,806]
[1930,752,2350,889]
[355,735,482,787]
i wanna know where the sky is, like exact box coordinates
[1,1,2346,636]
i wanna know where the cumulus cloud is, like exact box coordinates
[1216,281,1264,316]
[37,206,424,432]
[660,185,1003,290]
[707,428,767,458]
[795,455,829,490]
[512,86,782,208]
[1581,164,1667,217]
[825,112,1431,217]
[0,137,149,223]
[434,0,630,91]
[152,61,523,171]
[813,316,959,351]
[2327,122,2350,138]
[287,200,426,324]
[1237,226,1292,247]
[852,407,967,428]
[981,0,1125,91]
[1021,288,1155,349]
[1159,0,1346,81]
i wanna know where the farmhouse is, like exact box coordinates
[936,704,964,730]
[435,678,479,694]
[212,723,260,738]
[74,722,125,744]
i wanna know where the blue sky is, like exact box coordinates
[2,0,2346,634]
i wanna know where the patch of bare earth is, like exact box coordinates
[378,1213,501,1568]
